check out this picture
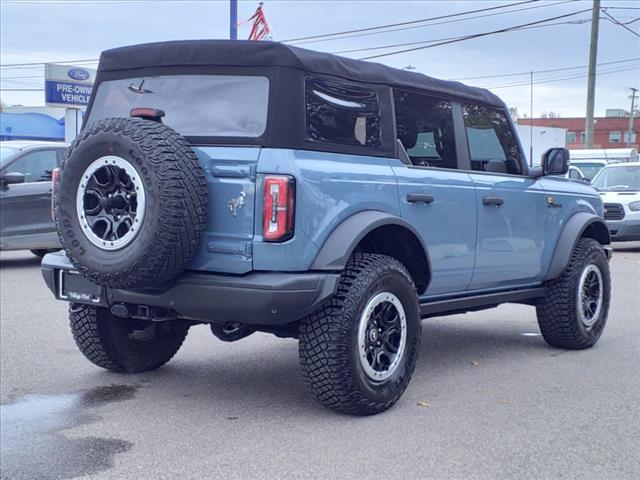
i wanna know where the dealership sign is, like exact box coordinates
[45,63,96,109]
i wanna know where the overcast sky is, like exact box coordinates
[1,0,639,117]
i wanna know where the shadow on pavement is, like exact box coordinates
[82,320,551,420]
[0,254,42,269]
[612,241,640,253]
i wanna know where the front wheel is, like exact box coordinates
[299,254,421,415]
[69,304,189,372]
[536,238,611,349]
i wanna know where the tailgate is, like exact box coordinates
[188,146,259,274]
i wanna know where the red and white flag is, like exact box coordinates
[239,2,274,41]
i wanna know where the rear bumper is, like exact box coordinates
[606,219,640,242]
[41,251,340,325]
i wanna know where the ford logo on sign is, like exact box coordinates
[67,68,90,81]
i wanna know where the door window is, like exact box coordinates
[5,149,57,183]
[462,104,523,175]
[305,77,381,149]
[394,90,457,169]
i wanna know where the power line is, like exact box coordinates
[289,0,579,46]
[359,8,592,60]
[332,17,590,55]
[283,0,542,44]
[601,9,640,37]
[1,59,98,70]
[449,57,640,81]
[486,65,640,89]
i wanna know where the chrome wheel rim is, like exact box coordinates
[358,292,407,382]
[577,264,603,329]
[76,156,145,251]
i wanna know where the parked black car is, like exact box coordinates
[0,140,66,257]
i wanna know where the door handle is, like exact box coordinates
[482,196,504,206]
[407,193,434,204]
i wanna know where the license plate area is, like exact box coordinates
[58,270,103,304]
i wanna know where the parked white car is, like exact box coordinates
[592,162,640,242]
[566,165,588,182]
[570,160,609,181]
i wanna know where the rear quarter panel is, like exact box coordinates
[254,148,400,271]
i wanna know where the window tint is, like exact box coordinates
[306,77,381,148]
[6,149,57,182]
[462,104,522,175]
[90,75,269,137]
[394,90,457,168]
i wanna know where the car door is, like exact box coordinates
[0,148,59,239]
[391,90,477,296]
[460,104,548,290]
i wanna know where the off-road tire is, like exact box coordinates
[69,304,189,373]
[299,253,421,416]
[536,238,610,349]
[56,117,207,288]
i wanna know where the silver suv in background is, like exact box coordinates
[593,162,640,242]
[0,140,66,256]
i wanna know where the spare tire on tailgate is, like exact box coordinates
[56,117,207,288]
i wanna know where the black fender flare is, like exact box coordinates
[544,211,611,281]
[311,210,431,277]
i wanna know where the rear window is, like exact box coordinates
[305,77,381,149]
[88,75,269,137]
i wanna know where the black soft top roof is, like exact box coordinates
[98,40,505,108]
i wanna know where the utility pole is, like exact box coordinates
[585,0,600,148]
[627,87,638,147]
[530,71,534,166]
[230,0,238,40]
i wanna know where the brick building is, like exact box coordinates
[518,115,639,149]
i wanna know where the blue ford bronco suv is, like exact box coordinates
[42,41,612,415]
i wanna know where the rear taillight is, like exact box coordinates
[262,175,295,242]
[51,168,61,221]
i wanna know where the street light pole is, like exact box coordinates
[230,0,238,40]
[585,0,600,148]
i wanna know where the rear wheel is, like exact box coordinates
[299,254,421,415]
[56,117,207,288]
[69,304,189,373]
[536,238,611,349]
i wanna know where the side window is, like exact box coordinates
[305,77,381,148]
[5,149,57,183]
[394,90,457,169]
[462,104,523,175]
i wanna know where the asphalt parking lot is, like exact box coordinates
[1,244,639,480]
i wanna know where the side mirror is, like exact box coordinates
[542,148,570,176]
[0,172,26,185]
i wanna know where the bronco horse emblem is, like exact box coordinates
[228,192,246,217]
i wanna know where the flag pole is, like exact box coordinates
[230,0,238,40]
